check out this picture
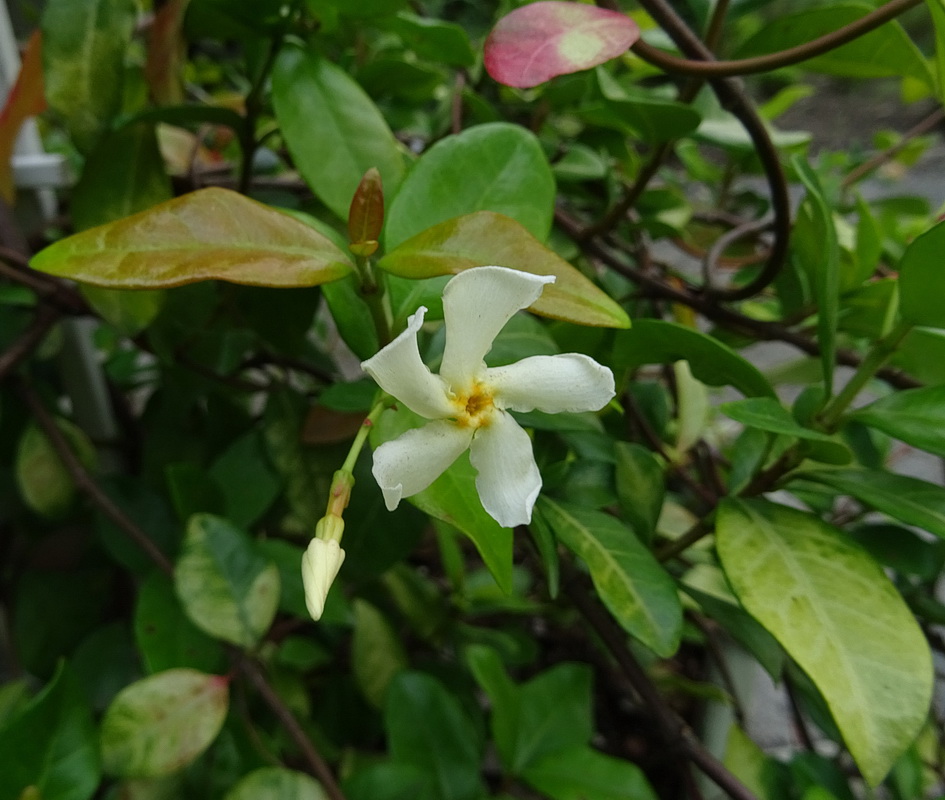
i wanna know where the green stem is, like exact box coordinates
[238,35,283,194]
[819,319,913,431]
[354,255,394,346]
[341,398,387,475]
[820,321,912,432]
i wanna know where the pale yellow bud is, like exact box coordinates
[301,537,346,621]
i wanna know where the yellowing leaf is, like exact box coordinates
[30,188,354,289]
[378,211,629,329]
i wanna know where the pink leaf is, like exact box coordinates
[485,1,639,89]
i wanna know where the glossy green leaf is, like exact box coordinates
[100,669,229,778]
[797,469,945,539]
[173,514,280,647]
[720,398,836,444]
[343,763,437,800]
[387,12,475,67]
[385,672,484,800]
[717,498,932,785]
[373,405,513,592]
[735,3,933,85]
[612,319,774,396]
[0,664,99,800]
[791,156,839,392]
[384,123,555,250]
[614,442,664,544]
[898,219,945,328]
[224,767,328,800]
[15,420,96,519]
[929,0,945,102]
[208,430,282,528]
[30,188,354,289]
[467,646,592,775]
[521,746,657,800]
[535,497,682,657]
[134,573,225,675]
[42,0,136,151]
[379,211,629,329]
[352,599,408,709]
[272,44,405,220]
[72,124,172,232]
[851,385,945,457]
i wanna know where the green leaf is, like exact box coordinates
[82,286,166,337]
[134,572,225,675]
[0,664,100,800]
[851,385,945,458]
[796,469,945,539]
[272,44,405,220]
[352,599,408,709]
[386,12,475,67]
[208,430,282,528]
[928,0,945,103]
[223,767,328,800]
[15,419,96,519]
[612,319,774,397]
[30,188,354,289]
[716,498,932,786]
[467,646,594,775]
[100,669,230,778]
[614,442,664,543]
[535,497,682,657]
[898,219,945,328]
[384,123,555,250]
[41,0,136,151]
[173,514,280,647]
[521,746,657,800]
[373,405,513,593]
[72,124,173,232]
[385,672,484,800]
[343,763,437,800]
[791,156,839,392]
[379,212,629,329]
[735,3,933,86]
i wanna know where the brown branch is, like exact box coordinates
[0,306,62,381]
[841,106,945,189]
[562,564,759,800]
[237,654,348,800]
[15,377,175,575]
[630,0,923,78]
[555,208,921,390]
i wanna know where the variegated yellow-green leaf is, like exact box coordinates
[717,498,932,786]
[30,188,354,289]
[378,211,629,329]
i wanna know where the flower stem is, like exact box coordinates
[819,320,913,431]
[353,255,394,346]
[341,398,387,475]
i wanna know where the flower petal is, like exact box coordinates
[372,419,473,510]
[440,266,555,391]
[487,353,615,413]
[361,306,453,419]
[302,538,346,621]
[469,410,541,527]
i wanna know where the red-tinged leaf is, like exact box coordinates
[378,210,630,329]
[0,30,47,203]
[348,167,384,256]
[484,1,639,89]
[145,0,191,106]
[30,187,354,289]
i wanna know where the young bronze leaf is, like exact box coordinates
[30,187,354,289]
[378,211,629,329]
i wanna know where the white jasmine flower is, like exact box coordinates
[361,266,616,528]
[302,533,345,621]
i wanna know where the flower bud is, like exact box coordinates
[301,537,346,621]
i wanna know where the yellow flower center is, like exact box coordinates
[453,384,495,428]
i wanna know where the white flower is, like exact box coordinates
[302,535,345,621]
[361,266,615,528]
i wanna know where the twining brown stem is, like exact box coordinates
[0,306,62,381]
[841,106,945,189]
[555,207,921,390]
[562,564,760,800]
[236,654,349,800]
[630,0,922,78]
